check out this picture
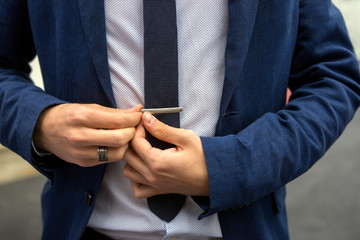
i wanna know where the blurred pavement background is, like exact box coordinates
[0,0,359,239]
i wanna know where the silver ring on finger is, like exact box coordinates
[97,146,108,162]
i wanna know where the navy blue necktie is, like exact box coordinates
[143,0,186,222]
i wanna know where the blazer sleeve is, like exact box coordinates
[197,0,360,218]
[0,0,65,176]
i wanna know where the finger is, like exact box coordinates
[131,121,152,152]
[130,181,164,199]
[123,147,153,179]
[123,163,150,186]
[134,120,146,139]
[70,127,137,148]
[67,104,143,129]
[89,103,143,114]
[55,144,128,167]
[142,112,189,147]
[131,119,179,164]
[88,109,142,129]
[95,146,128,162]
[130,121,161,164]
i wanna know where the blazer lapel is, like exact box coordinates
[220,0,259,116]
[77,0,116,107]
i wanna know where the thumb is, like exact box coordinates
[142,112,187,147]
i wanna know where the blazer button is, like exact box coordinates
[85,191,93,206]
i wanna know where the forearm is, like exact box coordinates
[0,0,66,169]
[0,70,65,163]
[198,0,360,217]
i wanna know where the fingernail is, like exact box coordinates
[144,112,154,125]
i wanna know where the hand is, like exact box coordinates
[123,112,210,199]
[33,103,143,167]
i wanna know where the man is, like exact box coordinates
[1,0,359,239]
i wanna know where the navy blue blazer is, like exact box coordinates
[1,0,360,239]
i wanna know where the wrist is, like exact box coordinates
[32,104,63,152]
[31,140,52,157]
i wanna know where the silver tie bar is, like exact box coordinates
[140,107,183,114]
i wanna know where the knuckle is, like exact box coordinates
[113,113,139,129]
[155,124,169,138]
[115,129,134,145]
[128,127,136,136]
[146,170,164,189]
[66,105,87,125]
[76,159,89,167]
[131,183,147,199]
[122,165,129,177]
[182,129,198,145]
[113,133,126,145]
[113,115,126,129]
[67,133,84,145]
[183,129,195,138]
[147,175,160,186]
[134,191,143,199]
[148,160,163,174]
[115,145,128,160]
